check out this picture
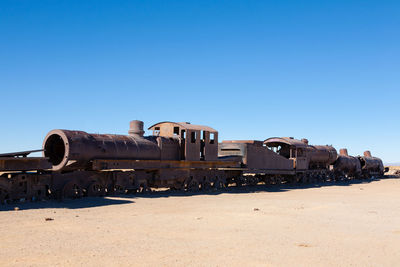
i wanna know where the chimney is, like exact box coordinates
[301,138,309,145]
[129,120,145,137]
[364,150,372,157]
[339,148,348,156]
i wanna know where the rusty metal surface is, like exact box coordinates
[339,148,349,156]
[309,145,338,165]
[219,141,294,170]
[358,156,384,174]
[91,159,241,171]
[363,150,372,157]
[148,121,218,162]
[333,155,361,176]
[264,137,337,168]
[0,157,51,171]
[264,137,309,148]
[43,129,162,171]
[148,121,217,133]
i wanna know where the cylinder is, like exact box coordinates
[43,129,161,171]
[309,145,338,165]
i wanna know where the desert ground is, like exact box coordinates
[1,174,400,267]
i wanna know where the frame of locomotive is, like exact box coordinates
[0,120,385,203]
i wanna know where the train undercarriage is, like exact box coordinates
[0,159,383,205]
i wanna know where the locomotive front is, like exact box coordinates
[43,120,180,171]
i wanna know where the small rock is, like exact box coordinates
[254,208,260,211]
[196,217,202,220]
[45,218,54,221]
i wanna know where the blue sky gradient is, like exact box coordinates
[1,1,399,162]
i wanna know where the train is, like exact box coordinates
[0,120,386,204]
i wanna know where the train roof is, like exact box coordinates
[264,137,308,148]
[148,121,217,133]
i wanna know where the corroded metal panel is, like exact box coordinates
[0,157,51,171]
[91,159,241,170]
[219,141,294,171]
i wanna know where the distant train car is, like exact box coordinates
[219,137,338,184]
[357,151,385,178]
[332,149,361,179]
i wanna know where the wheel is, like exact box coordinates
[235,176,245,187]
[86,182,105,197]
[0,186,10,204]
[200,177,211,191]
[62,180,83,199]
[249,176,259,186]
[187,178,199,192]
[113,184,127,195]
[264,176,273,186]
[213,177,225,190]
[170,181,184,191]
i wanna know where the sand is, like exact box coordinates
[1,177,400,267]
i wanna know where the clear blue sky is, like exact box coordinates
[1,1,399,163]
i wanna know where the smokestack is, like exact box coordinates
[364,150,372,157]
[339,148,348,156]
[129,120,145,137]
[301,138,309,145]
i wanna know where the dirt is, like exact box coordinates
[1,177,400,266]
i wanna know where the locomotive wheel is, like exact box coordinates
[248,176,259,186]
[264,176,273,186]
[213,177,225,190]
[62,181,83,199]
[0,178,10,204]
[0,186,10,204]
[139,185,151,193]
[187,178,199,192]
[170,181,184,191]
[86,182,105,197]
[201,178,212,191]
[113,185,127,195]
[235,176,245,187]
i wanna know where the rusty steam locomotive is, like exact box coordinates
[0,120,385,203]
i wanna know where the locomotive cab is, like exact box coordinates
[264,137,309,170]
[148,122,218,161]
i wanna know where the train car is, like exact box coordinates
[219,137,338,184]
[263,137,337,183]
[332,149,362,180]
[357,151,385,178]
[218,140,295,185]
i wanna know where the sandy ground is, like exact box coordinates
[1,177,400,267]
